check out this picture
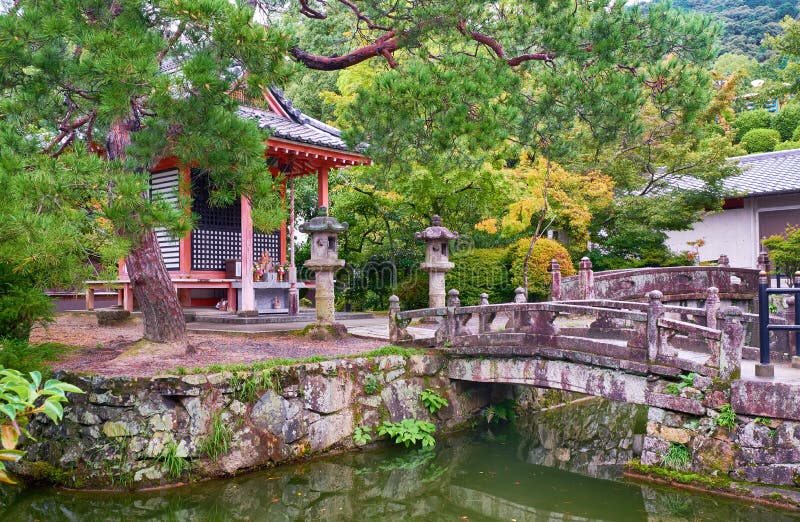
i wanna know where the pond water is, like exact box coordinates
[1,399,798,521]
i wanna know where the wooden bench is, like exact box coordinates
[85,279,238,312]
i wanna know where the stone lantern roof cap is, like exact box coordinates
[415,215,458,241]
[299,208,349,233]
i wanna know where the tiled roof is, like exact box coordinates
[236,88,352,152]
[724,148,800,197]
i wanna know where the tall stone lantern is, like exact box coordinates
[416,215,458,309]
[299,208,348,326]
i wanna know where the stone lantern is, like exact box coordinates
[415,215,458,309]
[299,208,348,326]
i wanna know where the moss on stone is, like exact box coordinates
[26,461,85,488]
[627,460,732,489]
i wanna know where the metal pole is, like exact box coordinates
[756,271,774,377]
[759,271,770,364]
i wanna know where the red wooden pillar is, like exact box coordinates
[177,166,193,306]
[318,167,329,209]
[240,195,256,315]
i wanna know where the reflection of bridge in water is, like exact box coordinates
[390,264,800,420]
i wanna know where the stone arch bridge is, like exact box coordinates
[389,263,800,421]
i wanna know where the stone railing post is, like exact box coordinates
[478,292,493,333]
[647,290,665,362]
[435,289,460,343]
[579,257,594,300]
[719,306,744,381]
[508,287,527,331]
[388,295,411,343]
[718,254,730,268]
[705,287,720,330]
[550,258,562,301]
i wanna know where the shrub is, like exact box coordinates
[732,109,772,141]
[792,125,800,142]
[0,264,54,341]
[395,272,429,310]
[771,103,800,141]
[774,140,800,151]
[739,128,781,154]
[762,224,800,278]
[507,238,575,301]
[446,247,513,304]
[0,339,74,375]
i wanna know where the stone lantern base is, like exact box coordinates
[302,322,348,341]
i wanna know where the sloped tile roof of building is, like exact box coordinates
[236,88,352,152]
[725,148,800,197]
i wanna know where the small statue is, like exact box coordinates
[260,251,276,282]
[272,296,281,309]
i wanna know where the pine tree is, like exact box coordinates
[0,0,725,350]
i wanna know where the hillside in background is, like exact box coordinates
[669,0,797,61]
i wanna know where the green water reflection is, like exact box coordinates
[1,400,798,521]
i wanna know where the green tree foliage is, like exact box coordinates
[712,53,757,76]
[739,128,781,153]
[0,0,292,344]
[732,109,773,141]
[762,225,800,279]
[669,0,796,60]
[507,238,574,301]
[0,265,53,341]
[771,104,800,140]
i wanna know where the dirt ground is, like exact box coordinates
[30,314,385,378]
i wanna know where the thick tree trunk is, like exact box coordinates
[106,118,188,348]
[125,230,187,344]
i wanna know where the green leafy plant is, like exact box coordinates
[378,419,436,448]
[363,374,382,395]
[716,404,736,430]
[660,442,691,470]
[198,412,234,462]
[664,372,698,396]
[158,441,188,479]
[483,399,517,425]
[230,369,281,403]
[0,368,83,483]
[420,388,448,414]
[353,425,372,445]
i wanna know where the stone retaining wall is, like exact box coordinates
[12,354,490,489]
[642,405,800,487]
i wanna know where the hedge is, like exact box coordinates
[446,248,514,305]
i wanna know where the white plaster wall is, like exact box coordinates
[665,207,754,267]
[665,193,800,268]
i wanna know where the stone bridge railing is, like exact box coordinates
[389,287,746,380]
[552,256,759,304]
